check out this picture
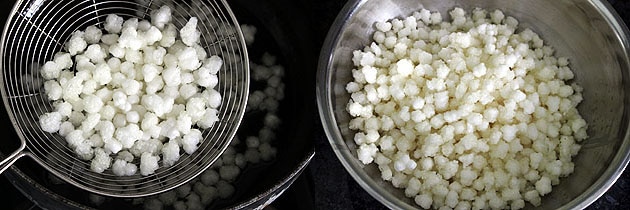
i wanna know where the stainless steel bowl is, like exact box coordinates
[317,0,630,209]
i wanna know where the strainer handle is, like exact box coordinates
[0,148,25,174]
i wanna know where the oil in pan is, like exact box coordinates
[1,0,316,209]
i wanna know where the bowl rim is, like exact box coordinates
[316,0,630,209]
[316,0,418,208]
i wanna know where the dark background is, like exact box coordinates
[1,0,630,209]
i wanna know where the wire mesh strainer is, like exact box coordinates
[0,0,249,197]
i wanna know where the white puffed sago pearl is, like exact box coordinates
[345,7,587,210]
[109,43,126,58]
[84,25,103,44]
[39,112,62,133]
[53,52,73,69]
[144,26,163,46]
[40,61,62,80]
[180,17,201,47]
[181,129,202,154]
[100,34,119,46]
[177,47,201,71]
[116,124,143,149]
[151,6,171,29]
[112,159,138,176]
[194,67,218,88]
[90,149,111,173]
[118,27,142,51]
[140,152,160,176]
[93,63,112,85]
[44,80,63,100]
[160,24,177,48]
[82,94,104,114]
[142,63,160,82]
[161,140,180,167]
[203,89,222,109]
[104,14,124,34]
[162,67,182,87]
[197,109,219,129]
[37,5,227,178]
[186,97,207,122]
[65,31,87,56]
[54,102,72,118]
[204,55,224,74]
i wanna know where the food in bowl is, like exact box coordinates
[345,7,587,209]
[37,6,223,176]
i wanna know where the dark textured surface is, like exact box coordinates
[305,0,630,210]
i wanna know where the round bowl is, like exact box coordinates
[317,0,630,209]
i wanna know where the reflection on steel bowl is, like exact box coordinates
[318,0,630,209]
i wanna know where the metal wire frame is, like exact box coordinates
[0,0,249,197]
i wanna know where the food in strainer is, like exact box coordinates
[346,7,587,209]
[84,24,283,209]
[38,6,223,176]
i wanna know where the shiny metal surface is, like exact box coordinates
[0,0,249,197]
[317,0,630,209]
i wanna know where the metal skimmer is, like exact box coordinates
[0,0,249,197]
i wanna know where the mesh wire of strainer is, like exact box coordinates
[0,0,249,197]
